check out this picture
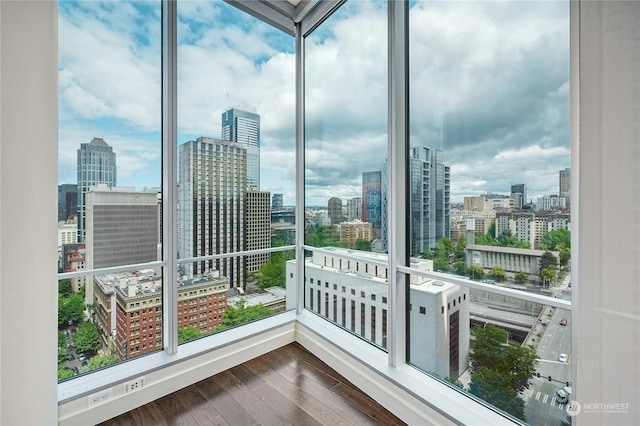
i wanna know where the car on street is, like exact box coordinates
[81,360,88,367]
[65,353,75,361]
[559,318,567,326]
[71,367,79,375]
[559,353,568,363]
[556,386,572,404]
[78,354,86,362]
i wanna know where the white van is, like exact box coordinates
[556,386,572,404]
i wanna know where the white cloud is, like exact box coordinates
[58,0,570,209]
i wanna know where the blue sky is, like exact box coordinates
[58,0,569,206]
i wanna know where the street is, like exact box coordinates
[524,274,572,426]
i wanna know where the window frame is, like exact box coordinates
[58,2,574,425]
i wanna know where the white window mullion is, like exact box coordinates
[387,0,409,368]
[295,21,305,315]
[162,0,178,356]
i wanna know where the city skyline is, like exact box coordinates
[57,1,569,207]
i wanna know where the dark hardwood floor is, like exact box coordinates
[98,342,406,426]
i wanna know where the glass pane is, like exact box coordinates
[58,267,163,381]
[176,0,296,342]
[408,0,571,423]
[58,0,162,381]
[303,0,388,345]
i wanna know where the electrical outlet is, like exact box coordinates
[88,388,113,407]
[124,376,145,394]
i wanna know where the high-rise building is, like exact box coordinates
[559,167,571,209]
[246,190,271,273]
[559,168,571,197]
[77,137,117,242]
[510,183,527,210]
[362,171,382,239]
[406,147,450,254]
[85,185,160,301]
[179,137,247,288]
[346,197,362,221]
[58,183,77,221]
[221,107,260,190]
[271,193,283,210]
[328,197,343,223]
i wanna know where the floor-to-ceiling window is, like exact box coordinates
[57,0,163,379]
[406,1,572,423]
[175,0,296,343]
[57,0,296,381]
[302,0,389,350]
[52,1,580,424]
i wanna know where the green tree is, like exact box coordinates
[490,266,506,282]
[58,367,74,381]
[305,232,320,247]
[58,279,73,296]
[454,239,466,260]
[470,324,509,369]
[495,230,531,249]
[487,221,496,239]
[305,225,342,248]
[58,331,66,349]
[555,242,571,268]
[435,237,454,258]
[58,346,69,364]
[454,261,467,276]
[255,249,294,289]
[86,353,119,371]
[514,271,529,283]
[469,368,526,421]
[73,322,100,353]
[502,344,539,392]
[215,301,273,331]
[541,229,570,250]
[58,293,85,325]
[433,256,449,272]
[467,264,484,280]
[475,233,497,246]
[540,266,556,287]
[422,250,435,260]
[354,239,371,251]
[540,250,558,271]
[469,324,538,421]
[470,324,538,391]
[477,230,530,249]
[178,325,204,343]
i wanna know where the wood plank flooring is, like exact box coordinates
[98,342,406,426]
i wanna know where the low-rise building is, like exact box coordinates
[336,219,373,245]
[228,286,287,312]
[286,248,469,380]
[93,270,229,360]
[465,226,559,280]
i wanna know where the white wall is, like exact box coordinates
[576,1,640,424]
[0,1,59,424]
